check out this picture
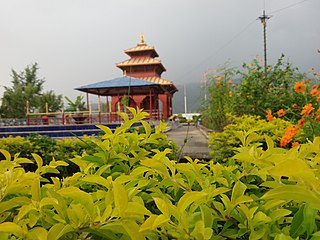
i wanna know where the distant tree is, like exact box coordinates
[39,90,63,113]
[0,63,63,118]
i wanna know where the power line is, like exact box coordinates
[176,0,314,82]
[269,0,311,14]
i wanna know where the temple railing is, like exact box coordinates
[25,109,162,126]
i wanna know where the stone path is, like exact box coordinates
[165,124,212,160]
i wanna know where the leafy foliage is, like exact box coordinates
[208,114,304,163]
[0,63,63,118]
[201,55,307,131]
[64,96,87,112]
[0,108,319,239]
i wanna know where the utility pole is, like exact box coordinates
[184,84,187,114]
[258,10,271,75]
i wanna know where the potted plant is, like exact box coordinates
[65,96,87,124]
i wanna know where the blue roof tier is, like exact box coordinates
[75,76,166,96]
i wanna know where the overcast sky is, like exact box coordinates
[0,0,319,103]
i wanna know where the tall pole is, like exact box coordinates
[184,84,188,114]
[258,10,271,75]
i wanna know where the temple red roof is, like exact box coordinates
[116,57,164,68]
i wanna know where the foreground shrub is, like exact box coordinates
[208,114,305,163]
[0,108,319,239]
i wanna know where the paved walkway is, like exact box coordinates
[165,124,212,160]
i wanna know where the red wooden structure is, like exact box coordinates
[76,34,177,120]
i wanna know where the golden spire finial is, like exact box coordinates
[139,32,145,44]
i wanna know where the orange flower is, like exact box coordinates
[229,91,232,97]
[217,77,222,81]
[294,82,305,93]
[280,126,299,147]
[277,109,286,117]
[292,142,300,148]
[310,89,319,97]
[228,80,233,84]
[298,118,306,128]
[317,95,320,102]
[301,103,315,116]
[312,84,318,89]
[305,79,311,84]
[266,110,274,122]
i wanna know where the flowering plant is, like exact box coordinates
[267,68,320,147]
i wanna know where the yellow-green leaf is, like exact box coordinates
[47,223,73,240]
[81,175,110,188]
[31,178,41,202]
[27,227,48,240]
[231,181,247,205]
[141,120,151,137]
[112,181,128,214]
[262,185,320,210]
[96,124,113,136]
[0,222,23,237]
[0,149,11,161]
[32,153,43,169]
[153,197,170,217]
[177,191,207,213]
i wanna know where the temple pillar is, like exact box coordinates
[159,93,170,119]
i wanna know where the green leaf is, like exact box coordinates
[96,124,113,136]
[57,187,94,213]
[153,197,170,217]
[269,209,291,221]
[177,191,207,213]
[0,149,11,161]
[125,202,151,216]
[140,214,169,231]
[112,181,128,215]
[0,222,23,237]
[16,204,37,221]
[290,205,306,238]
[141,120,151,137]
[31,178,41,202]
[32,153,43,169]
[0,197,31,215]
[231,181,247,205]
[262,185,320,210]
[81,175,110,188]
[27,227,48,240]
[47,223,74,240]
[265,135,274,149]
[82,155,104,166]
[122,220,145,240]
[303,204,317,236]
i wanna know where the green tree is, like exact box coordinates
[0,63,63,118]
[39,90,63,113]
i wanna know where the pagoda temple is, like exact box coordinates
[115,34,177,118]
[75,34,177,121]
